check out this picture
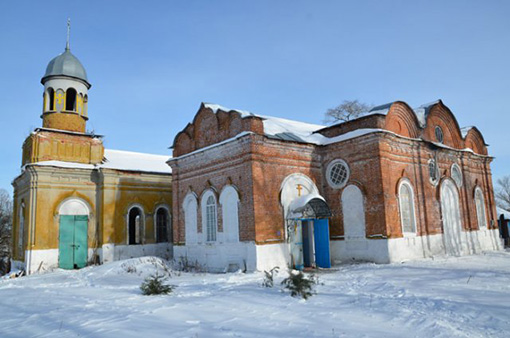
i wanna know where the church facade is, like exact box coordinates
[169,102,502,272]
[11,43,172,274]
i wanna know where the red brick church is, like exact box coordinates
[168,100,502,272]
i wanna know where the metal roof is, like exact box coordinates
[41,48,90,88]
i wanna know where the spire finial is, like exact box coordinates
[66,18,71,51]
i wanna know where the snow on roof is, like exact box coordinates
[101,149,172,174]
[203,103,329,144]
[461,126,474,138]
[260,115,326,144]
[203,103,254,118]
[367,102,394,116]
[200,101,480,149]
[28,149,172,174]
[412,100,441,128]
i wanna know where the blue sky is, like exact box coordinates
[1,1,509,195]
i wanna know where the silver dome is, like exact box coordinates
[41,48,90,88]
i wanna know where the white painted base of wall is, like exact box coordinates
[255,243,290,272]
[331,229,504,264]
[18,243,173,274]
[113,243,173,261]
[174,242,291,273]
[174,242,257,273]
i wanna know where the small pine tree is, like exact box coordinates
[281,270,317,300]
[140,273,175,296]
[262,267,279,288]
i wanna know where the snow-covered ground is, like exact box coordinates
[1,252,510,338]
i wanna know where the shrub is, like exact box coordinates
[140,273,175,296]
[175,256,204,273]
[262,267,279,288]
[281,270,317,300]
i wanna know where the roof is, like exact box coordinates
[203,103,327,144]
[27,149,172,174]
[41,48,90,88]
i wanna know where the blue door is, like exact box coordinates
[313,219,331,268]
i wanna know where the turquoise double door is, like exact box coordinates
[59,215,88,269]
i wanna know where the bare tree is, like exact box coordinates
[0,189,12,275]
[496,176,510,211]
[324,100,373,124]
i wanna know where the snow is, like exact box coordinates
[461,126,475,138]
[413,100,441,128]
[203,103,254,118]
[27,149,172,174]
[2,252,510,337]
[101,149,171,174]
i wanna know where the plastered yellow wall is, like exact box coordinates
[12,166,172,256]
[22,130,104,166]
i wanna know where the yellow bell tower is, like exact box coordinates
[22,19,104,166]
[41,19,91,133]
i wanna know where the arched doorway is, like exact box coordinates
[281,174,332,270]
[440,179,463,255]
[58,198,89,269]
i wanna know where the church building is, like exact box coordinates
[11,28,503,275]
[169,102,503,272]
[11,39,172,274]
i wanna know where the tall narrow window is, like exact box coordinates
[65,88,77,111]
[475,188,488,229]
[206,195,217,242]
[128,207,144,245]
[47,88,55,110]
[399,181,417,235]
[156,207,169,243]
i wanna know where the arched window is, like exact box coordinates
[201,191,217,242]
[398,181,417,235]
[128,206,144,245]
[47,88,55,111]
[155,207,170,243]
[66,88,77,111]
[475,187,487,229]
[220,186,240,243]
[183,193,198,245]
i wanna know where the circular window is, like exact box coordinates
[451,163,462,188]
[428,159,439,185]
[326,159,350,189]
[435,126,444,143]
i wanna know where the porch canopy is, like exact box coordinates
[288,193,332,219]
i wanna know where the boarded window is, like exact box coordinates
[220,186,240,243]
[475,188,487,229]
[399,182,417,234]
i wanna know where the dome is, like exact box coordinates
[41,48,90,88]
